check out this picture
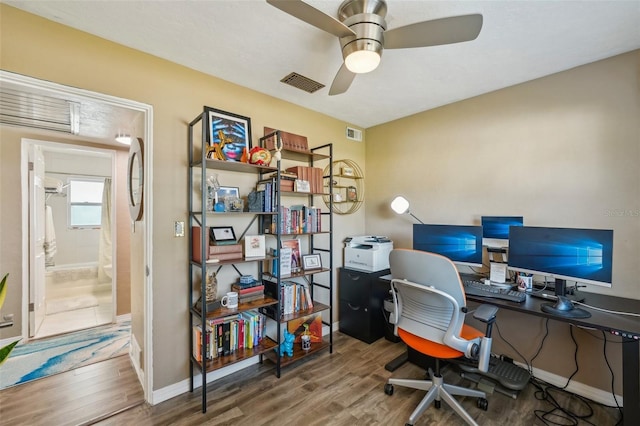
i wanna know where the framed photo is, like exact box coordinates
[302,254,322,270]
[216,186,239,202]
[210,226,236,245]
[206,106,252,163]
[281,239,301,272]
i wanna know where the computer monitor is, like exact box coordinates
[481,216,523,248]
[508,226,613,318]
[413,224,483,268]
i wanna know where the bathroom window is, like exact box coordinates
[68,178,104,228]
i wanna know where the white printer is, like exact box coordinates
[344,235,393,272]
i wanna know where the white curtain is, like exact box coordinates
[97,178,112,283]
[44,205,57,267]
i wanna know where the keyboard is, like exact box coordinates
[463,279,526,303]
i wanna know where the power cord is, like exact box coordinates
[495,319,621,425]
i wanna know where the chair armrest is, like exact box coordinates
[473,304,498,324]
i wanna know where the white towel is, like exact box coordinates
[44,205,57,266]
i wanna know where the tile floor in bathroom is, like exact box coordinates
[35,291,114,339]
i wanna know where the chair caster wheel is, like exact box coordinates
[434,400,441,409]
[384,383,394,395]
[477,398,488,411]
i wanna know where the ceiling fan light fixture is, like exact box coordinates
[345,49,381,74]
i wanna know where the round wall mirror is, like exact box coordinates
[128,137,144,221]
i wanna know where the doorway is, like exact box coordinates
[26,140,117,339]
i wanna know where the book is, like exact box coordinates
[244,234,266,258]
[208,252,243,262]
[209,243,242,254]
[231,284,265,294]
[287,313,323,343]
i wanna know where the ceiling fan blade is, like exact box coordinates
[267,0,355,38]
[384,14,483,49]
[329,64,356,96]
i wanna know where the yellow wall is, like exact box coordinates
[0,5,366,390]
[366,50,640,395]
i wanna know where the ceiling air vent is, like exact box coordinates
[280,72,325,94]
[0,87,80,134]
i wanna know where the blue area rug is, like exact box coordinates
[0,321,130,389]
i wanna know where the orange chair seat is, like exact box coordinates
[398,325,484,359]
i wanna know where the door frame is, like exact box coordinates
[5,70,155,403]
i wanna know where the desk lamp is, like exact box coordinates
[390,196,424,224]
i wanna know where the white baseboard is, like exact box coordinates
[152,357,259,405]
[516,361,623,407]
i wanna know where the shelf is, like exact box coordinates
[262,337,331,367]
[191,159,277,174]
[333,174,363,179]
[264,231,331,237]
[191,296,278,321]
[191,211,278,216]
[280,190,329,197]
[267,148,330,163]
[191,255,277,267]
[263,267,331,280]
[280,302,330,323]
[194,337,278,373]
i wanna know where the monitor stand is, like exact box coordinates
[541,279,591,319]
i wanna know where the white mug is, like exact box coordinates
[221,291,238,309]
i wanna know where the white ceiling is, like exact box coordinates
[5,0,640,129]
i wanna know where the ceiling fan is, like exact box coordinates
[267,0,483,95]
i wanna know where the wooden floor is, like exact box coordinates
[91,332,620,426]
[0,355,144,426]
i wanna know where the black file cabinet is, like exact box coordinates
[339,267,391,344]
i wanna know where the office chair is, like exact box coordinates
[384,249,498,426]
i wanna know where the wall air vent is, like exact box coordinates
[0,87,80,134]
[280,72,325,94]
[346,126,363,142]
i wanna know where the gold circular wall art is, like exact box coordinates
[323,159,364,215]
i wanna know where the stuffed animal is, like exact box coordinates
[275,329,295,357]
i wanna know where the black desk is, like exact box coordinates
[464,290,640,426]
[381,275,640,426]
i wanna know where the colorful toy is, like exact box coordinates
[275,329,295,357]
[248,146,272,166]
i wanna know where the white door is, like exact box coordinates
[29,145,46,337]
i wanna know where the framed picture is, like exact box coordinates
[216,186,239,202]
[206,106,252,162]
[210,226,236,245]
[302,254,322,270]
[281,239,301,272]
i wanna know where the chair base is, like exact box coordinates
[386,369,487,426]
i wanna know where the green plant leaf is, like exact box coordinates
[0,339,20,366]
[0,273,7,310]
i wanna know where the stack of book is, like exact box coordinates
[231,279,265,304]
[208,243,243,262]
[192,310,266,361]
[262,280,313,317]
[192,227,243,263]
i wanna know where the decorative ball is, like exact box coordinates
[248,147,272,166]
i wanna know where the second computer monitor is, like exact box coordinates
[481,216,524,248]
[413,224,483,268]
